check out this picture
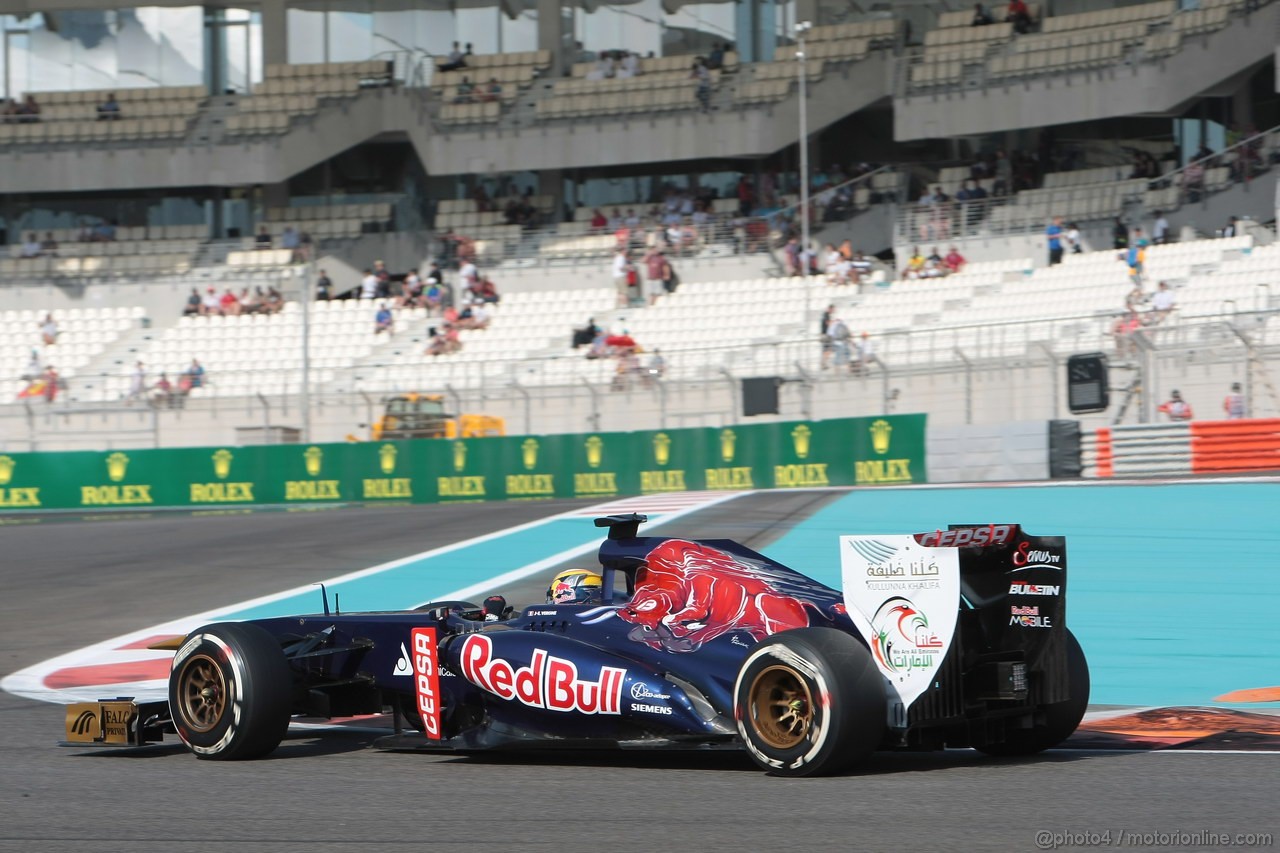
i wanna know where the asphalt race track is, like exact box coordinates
[2,496,1277,853]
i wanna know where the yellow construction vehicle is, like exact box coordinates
[368,393,505,441]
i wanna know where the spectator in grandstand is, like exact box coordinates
[592,53,615,80]
[1152,210,1171,245]
[151,373,173,408]
[1112,308,1145,357]
[944,246,967,273]
[782,237,802,276]
[1157,389,1193,421]
[316,269,333,301]
[40,232,58,256]
[612,247,633,307]
[374,302,395,335]
[254,224,272,249]
[972,3,994,25]
[618,52,641,79]
[904,246,926,279]
[16,94,40,123]
[1122,238,1146,286]
[424,279,446,314]
[21,349,42,381]
[471,276,500,304]
[691,58,712,114]
[1124,281,1148,312]
[184,359,205,390]
[36,313,58,346]
[281,226,301,261]
[42,365,59,403]
[1221,216,1239,238]
[572,317,601,349]
[94,220,118,242]
[398,268,422,307]
[954,180,984,228]
[1046,216,1065,266]
[736,175,755,216]
[426,322,461,356]
[1181,159,1205,202]
[126,361,147,404]
[827,316,852,370]
[707,43,726,70]
[479,78,503,103]
[993,149,1013,197]
[21,232,42,258]
[921,247,947,278]
[438,42,467,73]
[373,259,392,297]
[219,288,241,316]
[1064,221,1084,255]
[819,303,835,361]
[263,286,285,314]
[201,286,220,315]
[654,252,678,298]
[184,285,203,315]
[97,93,121,121]
[360,268,379,300]
[829,253,854,287]
[239,287,262,314]
[852,332,881,375]
[458,301,491,330]
[851,250,874,284]
[1223,382,1246,419]
[1149,281,1176,323]
[453,77,475,104]
[457,258,478,296]
[1113,216,1129,250]
[643,349,665,386]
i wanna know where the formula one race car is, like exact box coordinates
[63,515,1089,777]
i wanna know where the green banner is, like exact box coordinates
[0,414,926,512]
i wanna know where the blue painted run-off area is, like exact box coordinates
[764,482,1280,708]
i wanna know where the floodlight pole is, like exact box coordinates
[796,20,812,328]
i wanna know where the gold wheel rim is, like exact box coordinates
[177,653,227,733]
[748,665,814,750]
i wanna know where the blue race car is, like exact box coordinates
[63,514,1089,777]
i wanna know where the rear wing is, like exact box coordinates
[840,524,1068,727]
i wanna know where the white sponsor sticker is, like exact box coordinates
[840,535,960,727]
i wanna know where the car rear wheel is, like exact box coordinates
[733,628,885,777]
[977,629,1090,757]
[169,622,293,760]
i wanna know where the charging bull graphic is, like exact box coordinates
[618,539,824,653]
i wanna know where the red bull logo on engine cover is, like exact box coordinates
[460,634,625,715]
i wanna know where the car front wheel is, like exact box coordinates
[169,622,293,760]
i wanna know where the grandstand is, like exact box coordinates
[0,0,1277,449]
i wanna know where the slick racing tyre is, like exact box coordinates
[169,622,293,760]
[977,629,1091,757]
[734,628,885,777]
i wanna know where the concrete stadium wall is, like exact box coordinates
[926,421,1051,483]
[894,4,1279,140]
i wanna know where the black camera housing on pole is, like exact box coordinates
[1066,353,1109,414]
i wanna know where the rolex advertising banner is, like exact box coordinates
[0,413,925,512]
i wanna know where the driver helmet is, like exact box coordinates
[546,569,603,605]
